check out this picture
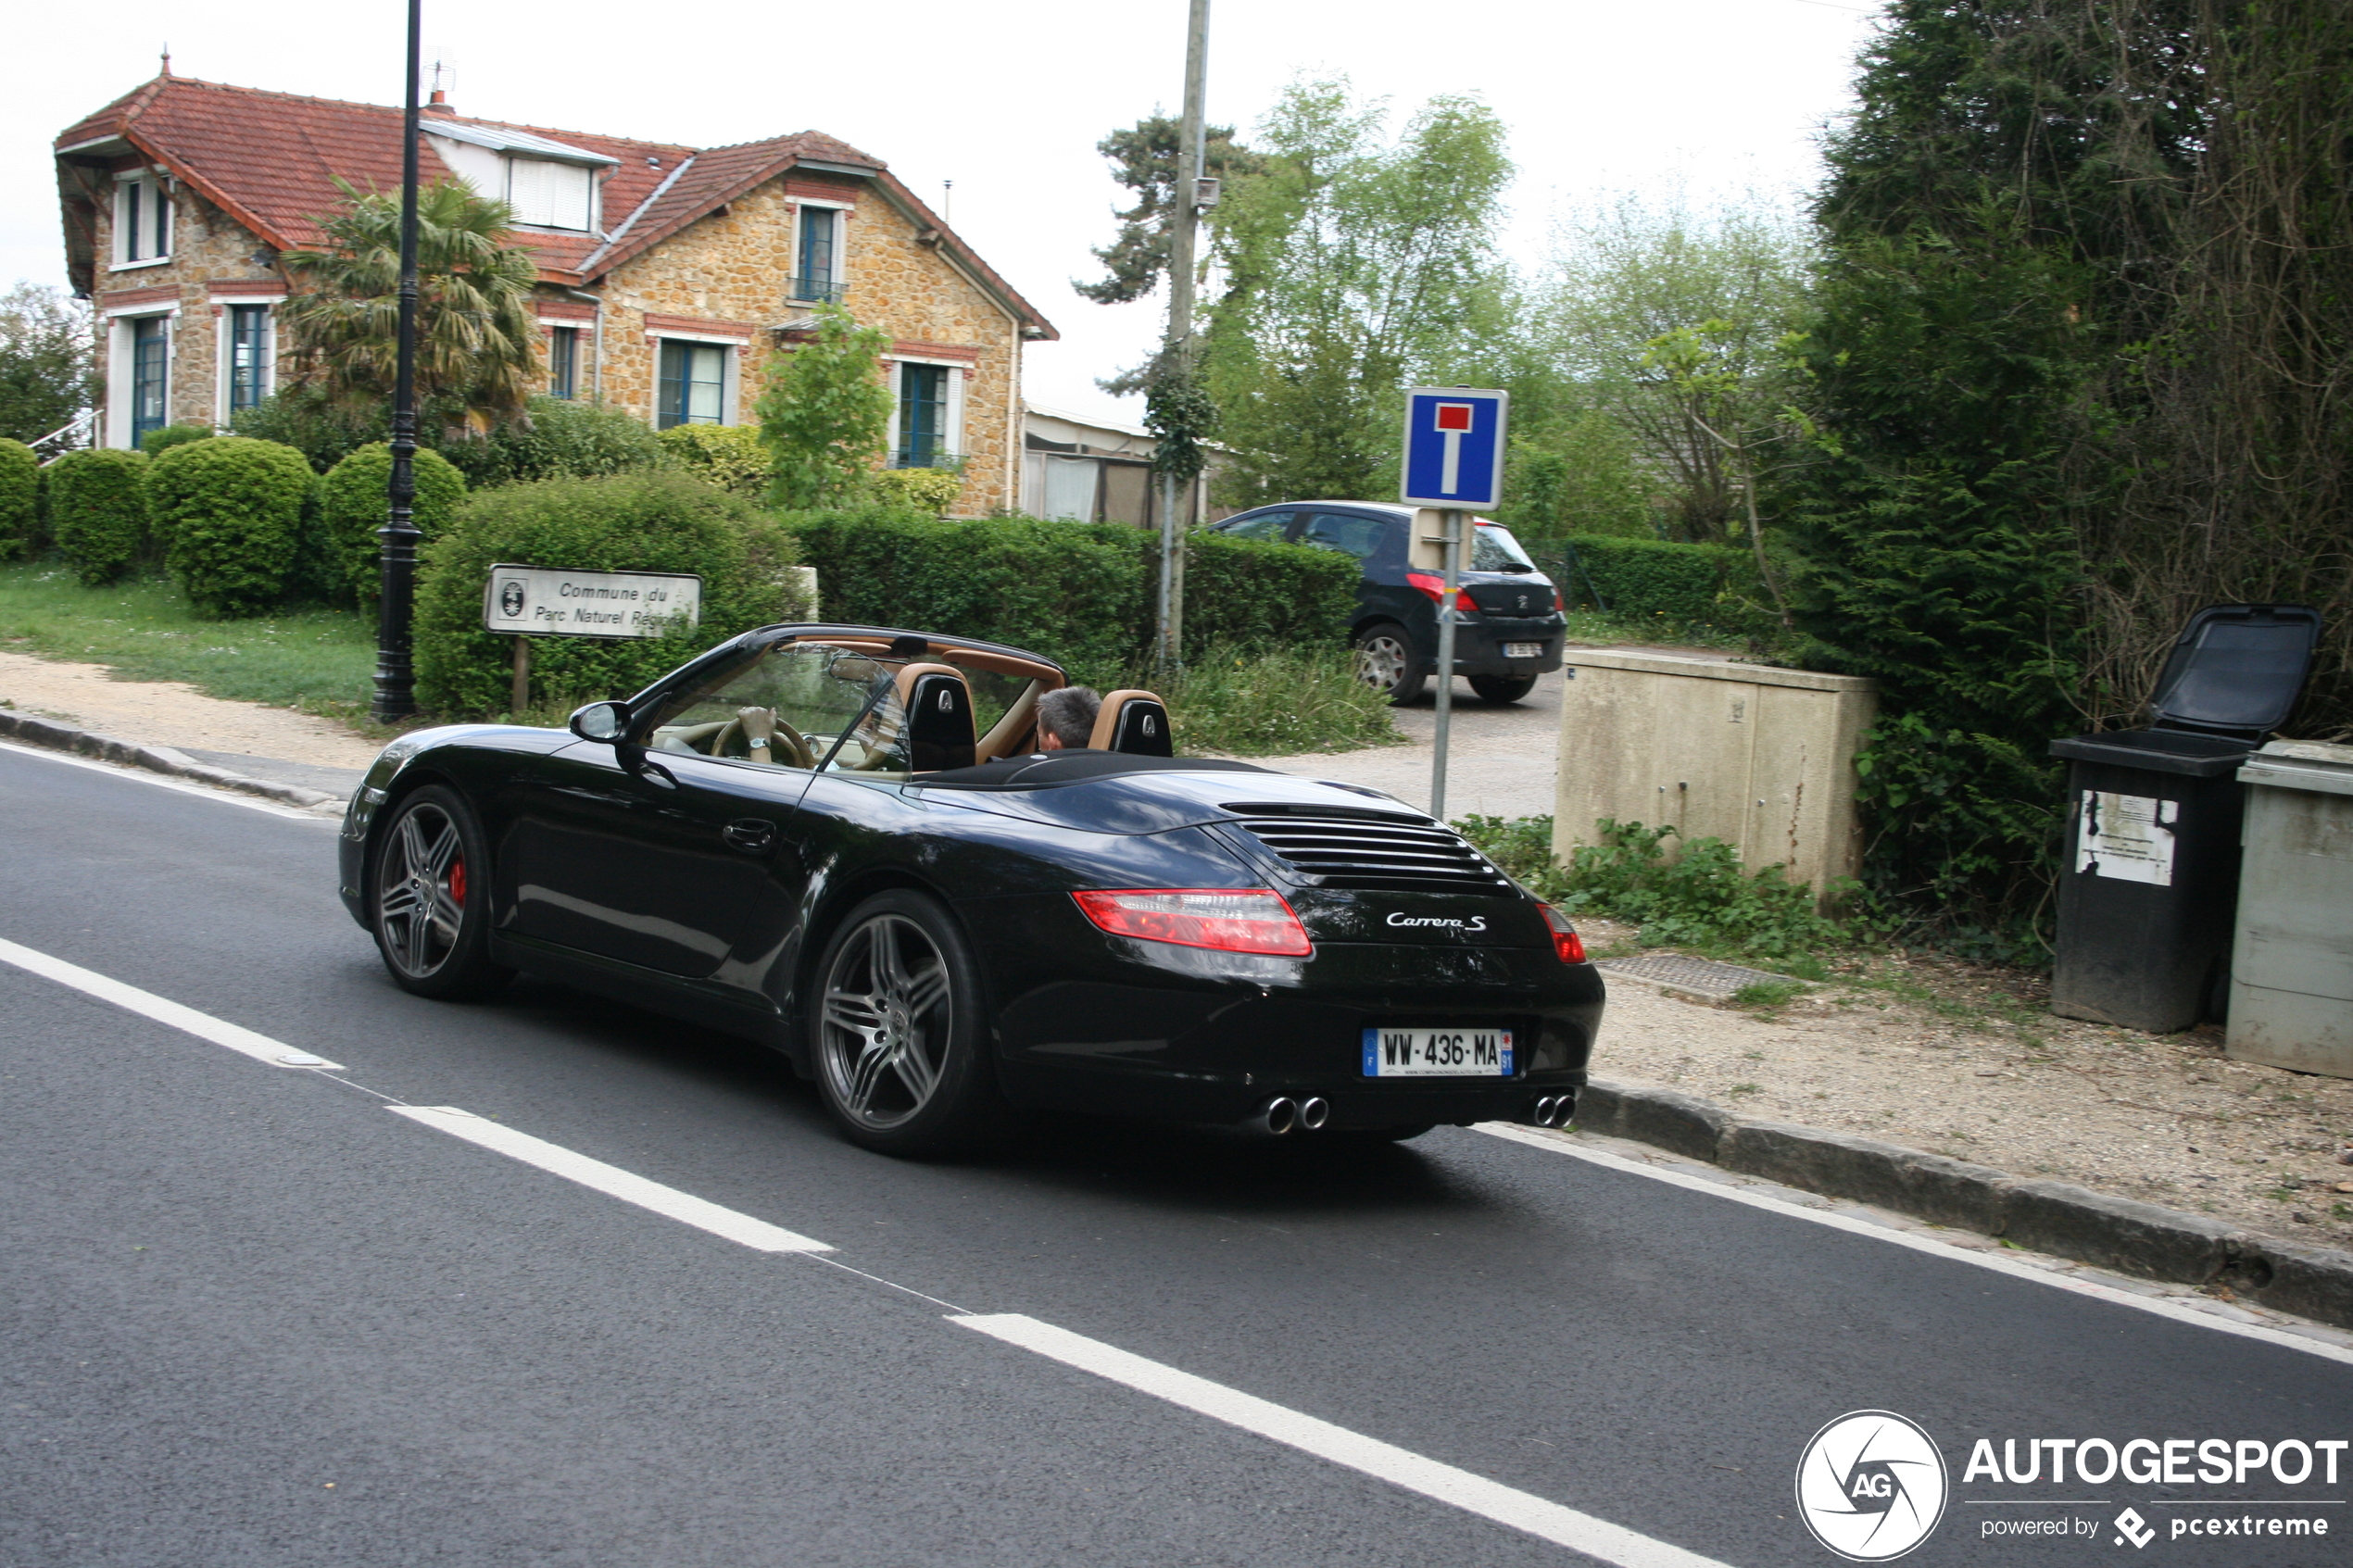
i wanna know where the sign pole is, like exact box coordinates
[371,0,424,722]
[1430,508,1461,822]
[510,635,530,718]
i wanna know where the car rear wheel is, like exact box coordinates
[1353,622,1427,705]
[371,785,513,999]
[1468,674,1537,704]
[812,890,1003,1156]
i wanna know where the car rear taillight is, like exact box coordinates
[1553,586,1567,612]
[1073,889,1314,957]
[1538,903,1586,964]
[1405,572,1478,612]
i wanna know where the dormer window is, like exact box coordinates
[113,172,172,266]
[506,157,595,231]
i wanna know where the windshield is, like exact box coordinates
[1471,522,1537,573]
[647,642,920,776]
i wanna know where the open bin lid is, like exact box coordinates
[2147,603,2322,741]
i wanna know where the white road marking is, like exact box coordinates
[1476,1123,2353,1368]
[0,737,337,822]
[388,1105,833,1253]
[954,1312,1730,1568]
[0,935,346,1072]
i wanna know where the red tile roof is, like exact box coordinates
[54,74,1054,337]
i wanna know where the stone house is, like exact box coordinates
[51,71,1056,513]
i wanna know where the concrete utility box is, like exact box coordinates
[1550,649,1878,908]
[2226,740,2353,1078]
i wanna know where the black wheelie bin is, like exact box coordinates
[2048,603,2322,1034]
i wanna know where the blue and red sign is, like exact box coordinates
[1400,386,1508,509]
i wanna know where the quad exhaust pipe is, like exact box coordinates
[1529,1094,1573,1129]
[1256,1096,1333,1136]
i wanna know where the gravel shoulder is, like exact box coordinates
[0,648,382,774]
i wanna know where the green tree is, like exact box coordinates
[756,302,894,509]
[1075,116,1263,307]
[277,179,542,433]
[0,282,94,445]
[1201,82,1512,506]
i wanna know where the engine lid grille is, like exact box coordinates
[1219,804,1514,894]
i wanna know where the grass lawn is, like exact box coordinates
[0,562,384,731]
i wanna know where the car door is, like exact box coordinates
[506,742,809,978]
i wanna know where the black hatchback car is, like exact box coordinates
[1210,501,1567,704]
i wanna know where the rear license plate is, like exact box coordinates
[1362,1027,1515,1077]
[1502,642,1544,659]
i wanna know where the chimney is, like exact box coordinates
[422,89,455,118]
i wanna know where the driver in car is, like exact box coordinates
[1033,686,1101,752]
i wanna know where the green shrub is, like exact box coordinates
[784,507,1357,670]
[658,424,772,496]
[861,465,964,514]
[229,386,390,473]
[414,470,812,715]
[1181,529,1359,650]
[1540,534,1739,624]
[139,423,214,456]
[0,439,37,560]
[321,443,469,606]
[1124,643,1400,756]
[149,436,316,615]
[44,447,151,585]
[442,395,667,488]
[1453,813,1847,972]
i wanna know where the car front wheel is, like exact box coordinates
[1468,674,1538,704]
[812,890,1003,1156]
[371,785,513,999]
[1353,622,1427,705]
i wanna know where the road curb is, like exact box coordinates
[0,709,346,814]
[1575,1077,2353,1330]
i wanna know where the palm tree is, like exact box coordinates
[278,179,541,433]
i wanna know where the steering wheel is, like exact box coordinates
[711,711,812,769]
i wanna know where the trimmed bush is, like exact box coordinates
[785,508,1357,669]
[441,395,667,488]
[321,443,469,606]
[0,439,37,560]
[1541,534,1740,624]
[44,447,151,585]
[414,470,812,715]
[150,436,316,616]
[139,423,214,456]
[658,424,771,496]
[862,466,964,514]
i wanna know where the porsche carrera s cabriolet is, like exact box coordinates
[339,624,1604,1154]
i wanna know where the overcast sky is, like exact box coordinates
[5,0,1884,427]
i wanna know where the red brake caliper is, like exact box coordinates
[447,858,467,908]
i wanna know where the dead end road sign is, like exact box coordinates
[1400,387,1508,511]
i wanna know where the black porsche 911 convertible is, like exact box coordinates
[339,623,1604,1154]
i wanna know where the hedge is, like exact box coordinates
[0,439,37,560]
[139,424,214,456]
[44,447,151,585]
[150,436,317,616]
[783,508,1358,671]
[1540,534,1742,624]
[321,443,469,606]
[657,424,770,496]
[414,470,812,715]
[441,395,668,488]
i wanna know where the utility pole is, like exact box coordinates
[372,0,424,721]
[1154,0,1210,670]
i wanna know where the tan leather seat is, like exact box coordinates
[1088,689,1174,756]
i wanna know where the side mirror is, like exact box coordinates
[568,700,630,744]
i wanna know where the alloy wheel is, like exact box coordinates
[1355,631,1411,693]
[819,913,954,1130]
[377,803,466,978]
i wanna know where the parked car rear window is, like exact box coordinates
[1299,511,1388,559]
[1222,511,1292,542]
[1472,522,1538,572]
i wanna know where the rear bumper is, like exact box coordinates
[1416,617,1567,676]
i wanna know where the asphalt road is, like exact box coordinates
[4,740,2348,1568]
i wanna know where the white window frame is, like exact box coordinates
[214,296,283,425]
[110,169,173,270]
[883,354,969,467]
[103,303,178,449]
[653,332,744,428]
[790,199,853,302]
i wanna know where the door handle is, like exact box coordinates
[724,818,777,854]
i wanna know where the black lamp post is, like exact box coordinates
[371,0,425,721]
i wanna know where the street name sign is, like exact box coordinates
[1400,386,1508,510]
[482,565,703,640]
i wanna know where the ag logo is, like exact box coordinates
[1794,1411,1947,1562]
[498,580,526,618]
